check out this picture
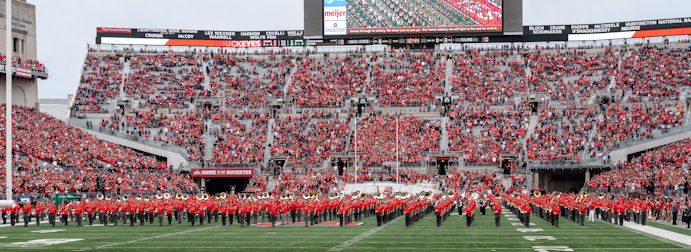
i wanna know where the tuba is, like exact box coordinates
[203,193,210,200]
[196,194,204,200]
[156,193,163,200]
[122,195,129,201]
[303,192,310,199]
[175,193,183,200]
[105,195,112,201]
[96,193,104,200]
[181,194,189,200]
[533,190,542,197]
[136,194,143,201]
[471,192,479,200]
[163,193,171,200]
[219,192,227,199]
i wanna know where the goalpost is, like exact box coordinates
[0,0,15,208]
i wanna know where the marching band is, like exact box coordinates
[3,189,688,229]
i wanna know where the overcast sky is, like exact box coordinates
[29,0,690,99]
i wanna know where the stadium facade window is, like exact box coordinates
[13,37,18,53]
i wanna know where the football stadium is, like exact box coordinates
[1,0,691,251]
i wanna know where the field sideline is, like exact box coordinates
[0,211,689,251]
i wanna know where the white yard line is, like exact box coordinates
[621,221,691,247]
[73,226,218,251]
[328,217,401,251]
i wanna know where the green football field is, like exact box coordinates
[0,211,689,251]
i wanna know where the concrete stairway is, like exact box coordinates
[119,59,130,98]
[262,119,276,169]
[444,57,453,95]
[202,62,211,91]
[522,115,539,158]
[282,59,298,98]
[440,116,449,152]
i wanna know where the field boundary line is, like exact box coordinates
[73,225,218,251]
[328,217,401,251]
[610,220,691,248]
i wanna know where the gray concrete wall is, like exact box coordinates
[0,0,39,108]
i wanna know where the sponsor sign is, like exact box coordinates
[190,168,254,178]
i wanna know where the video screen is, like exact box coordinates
[324,0,503,36]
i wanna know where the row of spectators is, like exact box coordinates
[209,112,267,166]
[527,106,598,161]
[271,113,349,167]
[0,53,47,72]
[590,101,686,158]
[72,54,123,113]
[587,138,691,195]
[353,112,440,164]
[0,106,199,196]
[210,53,294,107]
[447,106,528,163]
[616,46,690,102]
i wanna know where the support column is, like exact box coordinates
[585,170,591,182]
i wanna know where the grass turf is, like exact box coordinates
[0,211,689,251]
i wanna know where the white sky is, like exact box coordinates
[29,0,690,99]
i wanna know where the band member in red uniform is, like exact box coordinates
[128,203,136,226]
[48,203,57,227]
[270,204,279,227]
[553,204,560,228]
[466,200,476,227]
[492,201,502,227]
[166,204,174,225]
[189,204,197,226]
[579,204,586,226]
[22,203,32,227]
[60,203,69,226]
[75,204,84,227]
[198,204,206,225]
[87,203,95,225]
[1,207,7,224]
[521,204,531,227]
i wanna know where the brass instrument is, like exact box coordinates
[96,193,104,200]
[163,193,171,199]
[533,190,542,197]
[196,194,204,200]
[136,194,143,200]
[105,195,112,201]
[203,193,210,200]
[181,194,189,200]
[122,195,129,201]
[219,192,227,199]
[155,193,163,200]
[175,193,183,200]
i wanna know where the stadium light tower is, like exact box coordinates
[0,0,15,209]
